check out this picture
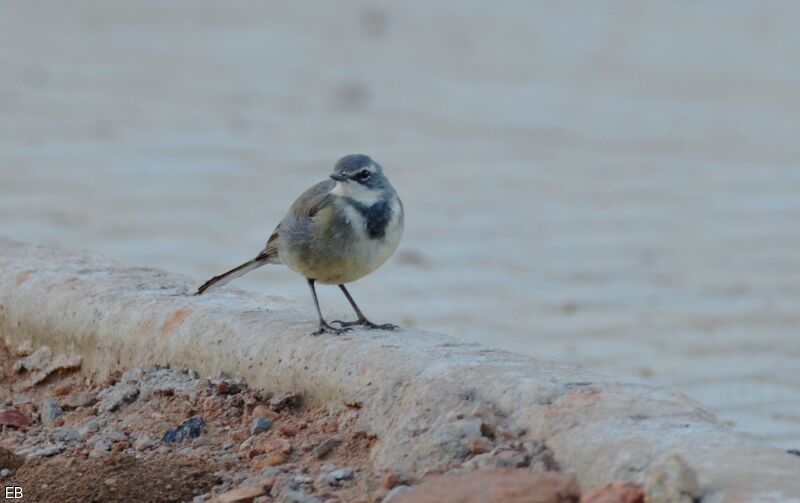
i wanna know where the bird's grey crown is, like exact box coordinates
[334,153,381,174]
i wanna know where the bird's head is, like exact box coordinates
[329,154,391,202]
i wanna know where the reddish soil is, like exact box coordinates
[0,342,636,502]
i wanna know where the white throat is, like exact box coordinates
[331,181,382,206]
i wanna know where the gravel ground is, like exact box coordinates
[3,342,646,503]
[0,342,381,502]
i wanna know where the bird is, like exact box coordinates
[195,154,404,336]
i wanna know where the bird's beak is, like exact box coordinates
[330,172,349,182]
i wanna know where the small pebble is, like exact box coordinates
[40,399,64,427]
[252,453,288,468]
[311,437,340,459]
[133,434,154,451]
[0,408,32,429]
[105,429,127,442]
[382,485,412,503]
[281,490,322,503]
[216,379,245,395]
[264,438,292,455]
[21,444,65,459]
[162,415,206,443]
[12,394,32,406]
[92,437,112,452]
[97,384,139,414]
[268,391,298,411]
[217,484,265,503]
[251,405,279,420]
[250,417,273,435]
[120,367,143,384]
[330,468,354,481]
[48,427,82,443]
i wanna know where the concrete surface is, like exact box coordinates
[1,237,799,502]
[1,1,799,450]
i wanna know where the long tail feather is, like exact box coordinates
[195,258,267,295]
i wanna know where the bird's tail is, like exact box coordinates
[195,256,269,295]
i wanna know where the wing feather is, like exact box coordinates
[258,179,336,263]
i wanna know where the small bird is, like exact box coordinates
[196,154,404,336]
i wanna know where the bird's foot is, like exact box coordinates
[311,321,353,337]
[331,318,399,331]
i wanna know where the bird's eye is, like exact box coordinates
[358,170,371,181]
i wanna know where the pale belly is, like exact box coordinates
[314,227,401,284]
[280,206,404,284]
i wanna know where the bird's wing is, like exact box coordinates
[258,179,336,262]
[289,179,336,218]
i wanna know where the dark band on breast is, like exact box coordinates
[345,198,393,239]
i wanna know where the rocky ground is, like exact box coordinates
[0,342,654,503]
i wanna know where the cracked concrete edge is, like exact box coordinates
[0,237,798,502]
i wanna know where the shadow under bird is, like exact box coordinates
[196,154,404,336]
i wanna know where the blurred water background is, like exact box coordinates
[1,1,799,448]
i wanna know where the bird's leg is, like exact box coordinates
[307,279,351,336]
[331,284,399,330]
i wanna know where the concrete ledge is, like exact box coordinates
[1,237,798,502]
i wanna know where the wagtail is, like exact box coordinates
[196,154,404,336]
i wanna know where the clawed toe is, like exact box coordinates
[311,322,353,336]
[331,319,399,331]
[331,319,360,328]
[370,322,399,331]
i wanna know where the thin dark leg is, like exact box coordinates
[331,284,399,331]
[338,284,367,320]
[307,279,351,336]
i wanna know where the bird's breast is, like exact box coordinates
[342,195,399,240]
[279,193,403,284]
[317,195,403,283]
